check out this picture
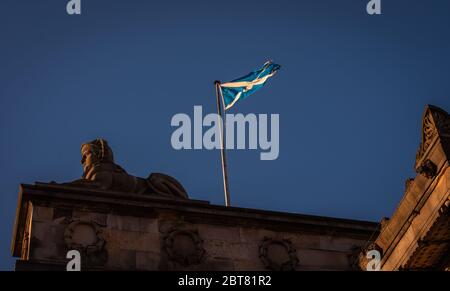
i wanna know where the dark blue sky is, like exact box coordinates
[1,0,450,270]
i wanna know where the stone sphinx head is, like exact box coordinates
[81,139,114,176]
[74,138,188,198]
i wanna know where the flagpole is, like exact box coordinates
[214,80,231,207]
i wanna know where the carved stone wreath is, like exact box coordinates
[259,237,299,271]
[163,229,205,266]
[64,219,105,255]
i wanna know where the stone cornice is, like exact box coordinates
[375,105,450,270]
[11,182,379,258]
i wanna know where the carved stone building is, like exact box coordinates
[372,105,450,271]
[10,105,450,271]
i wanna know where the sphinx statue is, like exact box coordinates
[66,138,188,199]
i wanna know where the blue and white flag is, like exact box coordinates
[220,61,281,110]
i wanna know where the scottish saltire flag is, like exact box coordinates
[220,61,281,110]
